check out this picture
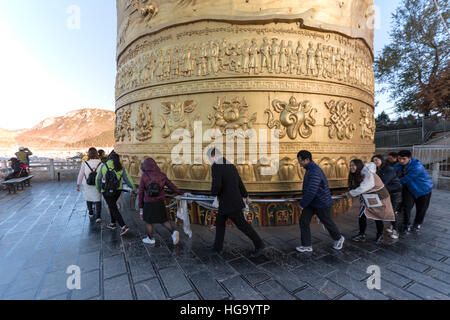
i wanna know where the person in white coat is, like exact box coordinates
[77,148,103,223]
[346,161,395,244]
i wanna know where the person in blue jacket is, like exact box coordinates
[296,150,345,252]
[394,150,433,233]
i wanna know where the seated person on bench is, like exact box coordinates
[5,158,28,181]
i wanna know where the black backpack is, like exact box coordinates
[102,163,123,194]
[84,162,101,186]
[144,172,161,197]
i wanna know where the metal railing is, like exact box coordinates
[375,117,450,148]
[1,159,82,181]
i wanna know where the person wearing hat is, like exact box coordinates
[15,147,33,167]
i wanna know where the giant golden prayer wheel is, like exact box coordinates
[114,0,375,225]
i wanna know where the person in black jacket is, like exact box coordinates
[372,155,402,239]
[5,158,28,181]
[296,150,345,253]
[208,148,265,257]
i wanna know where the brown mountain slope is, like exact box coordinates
[0,109,115,150]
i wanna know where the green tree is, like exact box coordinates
[375,0,449,119]
[376,111,390,123]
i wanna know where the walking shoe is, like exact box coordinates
[172,230,179,245]
[401,225,411,234]
[249,247,265,258]
[386,225,393,234]
[351,234,366,242]
[391,229,399,239]
[96,218,102,224]
[106,223,117,230]
[296,246,313,253]
[375,234,383,245]
[142,237,156,245]
[120,225,129,236]
[411,224,421,233]
[333,236,345,250]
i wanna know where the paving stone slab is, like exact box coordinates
[189,272,229,300]
[159,266,193,298]
[258,261,307,292]
[406,283,450,300]
[221,275,265,300]
[128,255,157,283]
[103,254,127,279]
[326,272,389,300]
[173,291,200,300]
[387,263,450,295]
[135,278,167,300]
[103,274,133,300]
[256,280,296,300]
[71,270,100,300]
[294,286,328,300]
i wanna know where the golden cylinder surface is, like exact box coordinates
[114,0,376,193]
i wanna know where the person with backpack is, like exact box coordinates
[138,158,184,245]
[15,147,33,167]
[77,148,103,223]
[96,152,136,236]
[5,158,28,181]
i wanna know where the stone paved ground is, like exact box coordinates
[0,180,449,300]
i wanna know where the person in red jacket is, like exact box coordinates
[138,157,184,245]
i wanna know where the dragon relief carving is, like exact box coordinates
[324,100,356,140]
[160,100,199,138]
[135,103,154,141]
[208,97,257,135]
[266,96,317,139]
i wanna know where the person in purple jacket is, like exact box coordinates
[138,158,184,245]
[296,150,345,253]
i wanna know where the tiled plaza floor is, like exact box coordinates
[0,180,449,300]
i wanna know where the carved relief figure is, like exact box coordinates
[260,37,271,73]
[135,103,154,141]
[160,100,199,138]
[360,107,376,140]
[324,100,356,140]
[287,40,296,74]
[315,43,323,77]
[266,96,317,140]
[270,38,280,73]
[296,41,304,75]
[208,97,257,134]
[306,42,316,76]
[279,40,288,73]
[249,39,259,74]
[207,41,219,75]
[241,39,251,73]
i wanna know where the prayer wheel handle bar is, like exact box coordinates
[167,194,347,202]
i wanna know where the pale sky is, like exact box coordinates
[0,0,402,130]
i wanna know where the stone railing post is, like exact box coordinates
[49,159,55,180]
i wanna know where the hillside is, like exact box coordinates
[0,109,115,150]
